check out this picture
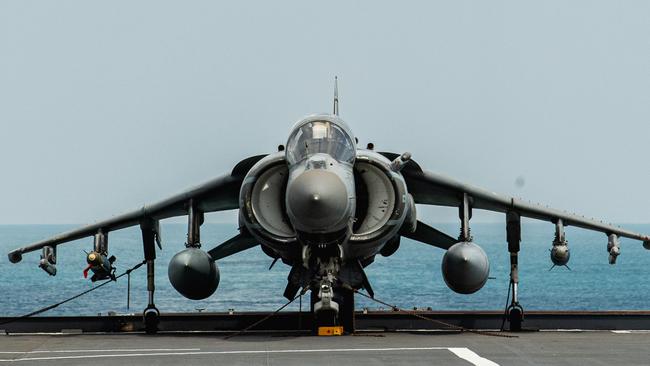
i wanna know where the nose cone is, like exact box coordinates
[287,169,349,231]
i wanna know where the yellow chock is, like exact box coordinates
[318,326,343,336]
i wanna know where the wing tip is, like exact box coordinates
[8,249,23,263]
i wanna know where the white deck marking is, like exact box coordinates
[611,330,650,334]
[448,348,500,366]
[0,348,201,354]
[0,346,499,363]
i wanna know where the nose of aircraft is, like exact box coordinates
[286,169,349,231]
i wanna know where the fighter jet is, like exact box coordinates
[8,79,650,333]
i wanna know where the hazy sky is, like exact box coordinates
[1,1,649,225]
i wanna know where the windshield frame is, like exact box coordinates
[285,115,356,166]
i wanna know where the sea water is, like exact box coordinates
[1,222,649,316]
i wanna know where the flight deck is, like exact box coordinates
[1,311,650,365]
[1,330,648,365]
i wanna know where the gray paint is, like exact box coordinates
[1,332,650,365]
[168,247,219,300]
[441,242,490,294]
[286,168,349,232]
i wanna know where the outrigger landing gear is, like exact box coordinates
[506,211,524,331]
[143,259,159,334]
[143,302,160,334]
[141,219,160,334]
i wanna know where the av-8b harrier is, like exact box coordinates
[8,80,650,333]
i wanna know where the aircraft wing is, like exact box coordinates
[8,155,266,262]
[403,167,650,243]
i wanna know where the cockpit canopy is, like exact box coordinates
[286,116,356,165]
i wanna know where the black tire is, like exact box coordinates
[508,306,523,331]
[337,287,355,334]
[143,306,160,334]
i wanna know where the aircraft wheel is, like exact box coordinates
[310,286,355,334]
[508,304,524,331]
[143,305,160,334]
[337,287,355,334]
[310,289,338,333]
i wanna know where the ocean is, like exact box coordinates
[1,222,649,317]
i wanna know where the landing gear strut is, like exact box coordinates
[310,285,355,334]
[304,247,361,335]
[141,219,159,334]
[506,211,524,331]
[338,287,355,333]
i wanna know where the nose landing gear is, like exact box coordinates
[311,282,355,335]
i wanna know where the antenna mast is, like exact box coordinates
[333,76,339,116]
